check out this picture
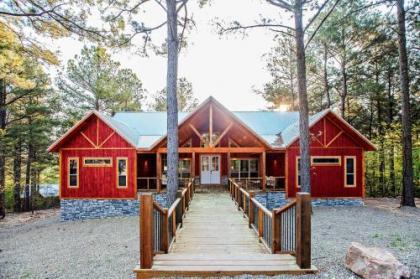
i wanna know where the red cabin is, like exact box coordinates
[49,97,375,219]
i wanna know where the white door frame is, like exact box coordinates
[200,154,221,184]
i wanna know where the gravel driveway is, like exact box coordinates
[1,203,419,279]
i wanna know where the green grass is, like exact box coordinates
[389,234,408,250]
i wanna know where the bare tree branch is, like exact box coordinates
[266,0,293,10]
[218,22,295,35]
[304,0,341,49]
[304,0,332,32]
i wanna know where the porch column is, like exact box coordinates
[156,152,161,192]
[191,152,195,180]
[227,152,231,179]
[261,151,266,191]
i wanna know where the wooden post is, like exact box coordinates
[209,104,213,147]
[161,208,169,253]
[139,194,153,269]
[249,191,255,228]
[176,190,183,228]
[191,152,195,180]
[172,211,177,237]
[227,152,231,178]
[261,151,266,191]
[296,192,311,269]
[258,208,264,238]
[272,210,280,253]
[156,153,161,192]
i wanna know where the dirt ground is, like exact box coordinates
[0,198,419,279]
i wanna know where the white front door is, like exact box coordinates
[200,155,221,184]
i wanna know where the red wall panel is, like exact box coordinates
[59,114,137,199]
[286,117,365,198]
[61,149,137,199]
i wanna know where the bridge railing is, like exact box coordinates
[228,179,311,269]
[139,179,195,269]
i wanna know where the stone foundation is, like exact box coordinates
[255,192,364,210]
[61,193,168,221]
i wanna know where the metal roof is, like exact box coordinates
[112,110,306,148]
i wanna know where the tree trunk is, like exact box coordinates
[24,117,33,211]
[375,66,385,196]
[340,60,348,119]
[165,0,179,204]
[13,138,22,212]
[323,43,331,108]
[396,0,415,207]
[289,55,295,110]
[294,0,311,193]
[30,150,37,214]
[387,67,396,196]
[0,79,6,218]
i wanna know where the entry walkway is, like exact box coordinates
[135,191,315,277]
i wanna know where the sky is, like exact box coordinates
[49,0,289,111]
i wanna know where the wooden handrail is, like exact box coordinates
[273,200,297,215]
[139,179,195,270]
[228,178,312,269]
[167,198,181,216]
[153,201,166,213]
[251,198,272,217]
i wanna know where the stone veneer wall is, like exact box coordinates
[60,193,168,221]
[255,192,364,211]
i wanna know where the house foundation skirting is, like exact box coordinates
[60,199,139,221]
[60,194,168,221]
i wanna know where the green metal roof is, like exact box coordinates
[111,110,322,149]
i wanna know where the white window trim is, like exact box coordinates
[68,157,79,188]
[344,156,357,187]
[83,157,113,167]
[116,157,128,188]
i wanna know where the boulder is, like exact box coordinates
[345,242,410,279]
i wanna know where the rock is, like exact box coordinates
[345,242,411,279]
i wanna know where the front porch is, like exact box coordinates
[136,148,286,193]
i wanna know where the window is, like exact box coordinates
[230,159,259,179]
[344,156,356,187]
[311,156,341,166]
[68,158,79,188]
[83,157,112,167]
[117,158,128,188]
[296,157,301,187]
[162,155,191,178]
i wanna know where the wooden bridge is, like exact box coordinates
[134,180,317,278]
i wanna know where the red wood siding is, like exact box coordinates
[286,117,364,198]
[266,153,285,177]
[59,115,137,199]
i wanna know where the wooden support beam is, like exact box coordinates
[161,208,169,253]
[249,192,255,228]
[258,208,264,238]
[191,152,196,179]
[157,147,265,153]
[261,151,266,191]
[213,122,233,147]
[209,104,213,147]
[227,152,231,178]
[156,153,162,192]
[189,124,204,141]
[139,194,153,269]
[296,192,311,269]
[272,211,280,253]
[176,190,183,228]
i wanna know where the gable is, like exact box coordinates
[288,112,375,150]
[150,97,271,150]
[48,113,135,152]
